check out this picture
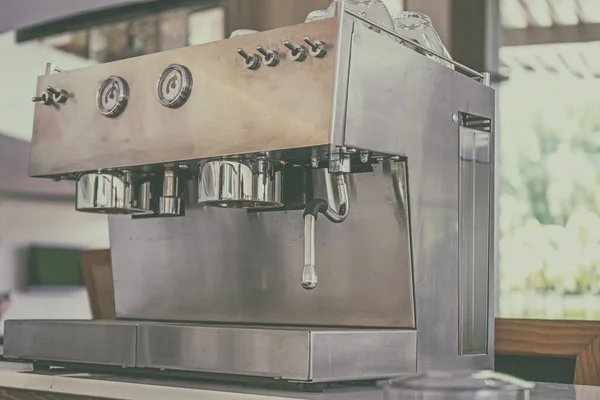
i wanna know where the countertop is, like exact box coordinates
[0,363,599,400]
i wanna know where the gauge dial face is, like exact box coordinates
[96,76,129,117]
[157,64,193,108]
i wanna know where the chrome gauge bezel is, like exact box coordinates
[96,75,129,118]
[156,64,193,109]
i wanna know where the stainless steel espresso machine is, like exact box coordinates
[3,2,496,386]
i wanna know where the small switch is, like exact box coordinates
[283,41,307,62]
[236,48,260,70]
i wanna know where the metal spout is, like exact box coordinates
[301,174,349,290]
[302,214,317,290]
[323,174,349,223]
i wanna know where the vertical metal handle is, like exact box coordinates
[302,214,318,290]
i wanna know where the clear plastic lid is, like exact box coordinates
[229,29,259,38]
[305,0,394,33]
[381,371,534,400]
[392,11,454,69]
[305,9,328,23]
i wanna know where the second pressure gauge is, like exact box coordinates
[157,64,193,108]
[97,76,129,118]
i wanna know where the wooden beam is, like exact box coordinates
[503,23,600,46]
[81,250,115,320]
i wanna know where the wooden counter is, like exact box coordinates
[496,318,600,386]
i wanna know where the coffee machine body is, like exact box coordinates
[4,6,495,384]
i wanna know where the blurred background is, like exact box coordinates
[0,0,598,333]
[498,0,600,319]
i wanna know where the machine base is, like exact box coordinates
[3,320,417,383]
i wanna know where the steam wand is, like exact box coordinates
[302,174,349,290]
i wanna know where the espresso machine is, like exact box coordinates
[3,2,496,386]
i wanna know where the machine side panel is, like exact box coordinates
[136,324,310,380]
[109,165,415,328]
[29,20,337,177]
[342,22,495,370]
[328,5,354,147]
[3,320,137,367]
[310,330,417,382]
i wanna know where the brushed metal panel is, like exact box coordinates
[136,324,310,380]
[109,164,414,328]
[3,320,137,366]
[328,3,354,147]
[310,330,416,382]
[29,20,338,177]
[342,21,495,370]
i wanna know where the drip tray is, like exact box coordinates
[3,320,416,383]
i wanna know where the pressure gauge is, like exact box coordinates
[157,64,193,108]
[96,76,129,117]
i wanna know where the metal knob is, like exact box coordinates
[46,86,68,104]
[45,63,64,74]
[31,92,53,105]
[256,45,280,67]
[303,37,327,58]
[302,214,318,290]
[310,156,319,169]
[360,150,370,164]
[283,41,307,62]
[236,48,260,70]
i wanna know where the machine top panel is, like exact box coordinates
[29,20,338,177]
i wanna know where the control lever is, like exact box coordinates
[236,48,260,70]
[284,41,307,62]
[301,174,349,290]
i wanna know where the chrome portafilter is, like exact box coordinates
[197,158,282,209]
[76,170,153,215]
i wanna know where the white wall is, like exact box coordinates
[0,198,109,292]
[0,198,109,335]
[0,31,96,142]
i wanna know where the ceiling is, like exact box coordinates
[502,0,600,31]
[0,0,153,34]
[501,0,600,78]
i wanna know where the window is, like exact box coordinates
[499,0,600,319]
[37,6,225,63]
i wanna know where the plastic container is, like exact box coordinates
[305,0,395,36]
[393,11,454,69]
[381,371,534,400]
[230,29,259,38]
